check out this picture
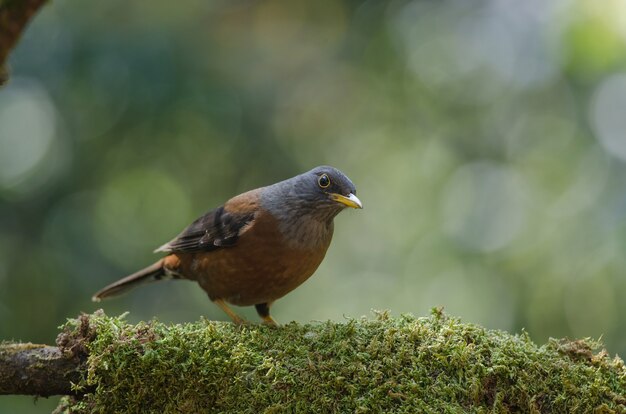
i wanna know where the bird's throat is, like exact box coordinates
[278,213,335,250]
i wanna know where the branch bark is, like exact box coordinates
[0,343,83,396]
[0,0,49,85]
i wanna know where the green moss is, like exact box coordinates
[55,310,626,413]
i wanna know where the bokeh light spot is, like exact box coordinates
[590,73,626,162]
[0,78,56,190]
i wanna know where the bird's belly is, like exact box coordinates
[189,244,328,306]
[170,208,333,306]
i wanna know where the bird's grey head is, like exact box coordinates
[262,165,362,223]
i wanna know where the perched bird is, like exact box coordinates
[92,166,362,325]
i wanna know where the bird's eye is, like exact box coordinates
[318,174,331,188]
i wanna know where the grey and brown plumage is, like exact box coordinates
[92,166,362,325]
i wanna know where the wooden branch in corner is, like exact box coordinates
[0,343,83,396]
[0,0,49,85]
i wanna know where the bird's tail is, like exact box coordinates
[92,259,168,302]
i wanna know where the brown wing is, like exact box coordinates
[155,189,261,254]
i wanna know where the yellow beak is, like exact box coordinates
[330,193,363,209]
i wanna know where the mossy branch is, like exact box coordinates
[2,310,626,413]
[0,0,49,85]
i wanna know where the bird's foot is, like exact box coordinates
[214,299,248,325]
[260,315,279,327]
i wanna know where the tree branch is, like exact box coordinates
[0,0,49,85]
[0,343,83,396]
[1,311,625,413]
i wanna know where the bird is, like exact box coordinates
[92,166,362,325]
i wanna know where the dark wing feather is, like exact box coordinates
[155,205,255,253]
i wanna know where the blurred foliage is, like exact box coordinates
[2,0,626,411]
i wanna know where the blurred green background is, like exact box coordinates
[2,0,626,411]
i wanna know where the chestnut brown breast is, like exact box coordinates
[166,210,332,306]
